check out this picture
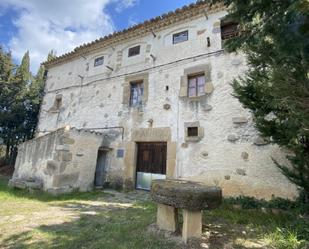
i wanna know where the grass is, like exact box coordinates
[0,175,308,249]
[0,176,177,249]
[204,203,309,249]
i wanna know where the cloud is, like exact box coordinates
[115,0,139,13]
[0,0,138,72]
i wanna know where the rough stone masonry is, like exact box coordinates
[11,1,298,198]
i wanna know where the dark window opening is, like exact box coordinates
[173,30,188,44]
[94,56,104,67]
[55,99,62,109]
[43,70,48,78]
[128,45,141,57]
[130,81,144,106]
[188,127,198,137]
[188,74,205,97]
[221,22,239,40]
[54,94,63,110]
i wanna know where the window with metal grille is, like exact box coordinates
[94,56,104,67]
[221,22,239,40]
[130,81,144,106]
[187,127,198,137]
[188,74,205,97]
[128,45,140,57]
[173,30,188,44]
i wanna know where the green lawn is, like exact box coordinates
[0,175,308,249]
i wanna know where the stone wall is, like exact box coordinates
[34,9,299,199]
[12,128,104,194]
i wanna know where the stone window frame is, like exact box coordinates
[184,122,204,142]
[173,30,189,44]
[179,64,214,98]
[122,73,149,107]
[49,94,63,113]
[94,56,104,67]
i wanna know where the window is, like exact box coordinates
[221,22,239,40]
[128,45,140,57]
[173,30,188,44]
[188,74,205,97]
[130,81,144,106]
[187,127,198,137]
[55,94,62,110]
[49,94,62,112]
[94,56,104,67]
[55,98,62,109]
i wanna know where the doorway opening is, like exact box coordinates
[136,142,167,190]
[94,149,108,188]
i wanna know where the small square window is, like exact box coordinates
[188,74,205,97]
[128,45,140,57]
[173,30,188,44]
[130,81,144,106]
[188,127,198,137]
[94,56,104,67]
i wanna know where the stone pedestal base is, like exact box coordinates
[157,203,178,232]
[182,210,202,243]
[152,179,222,244]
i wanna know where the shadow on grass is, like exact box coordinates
[1,199,179,249]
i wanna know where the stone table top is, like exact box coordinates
[151,179,222,210]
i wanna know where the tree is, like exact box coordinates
[216,0,309,200]
[0,48,52,165]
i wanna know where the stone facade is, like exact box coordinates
[12,127,104,193]
[13,2,298,199]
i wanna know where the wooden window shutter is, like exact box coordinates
[179,75,188,97]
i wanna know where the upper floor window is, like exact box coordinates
[130,81,144,106]
[188,74,205,97]
[94,56,104,67]
[221,22,239,40]
[173,30,188,44]
[128,45,140,57]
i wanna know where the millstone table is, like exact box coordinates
[151,179,222,243]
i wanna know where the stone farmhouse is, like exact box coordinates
[10,1,298,199]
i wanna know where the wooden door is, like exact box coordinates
[136,142,167,174]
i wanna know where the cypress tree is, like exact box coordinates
[215,0,309,200]
[0,49,53,164]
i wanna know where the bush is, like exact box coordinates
[224,195,308,214]
[224,196,265,209]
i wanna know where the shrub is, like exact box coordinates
[224,195,308,214]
